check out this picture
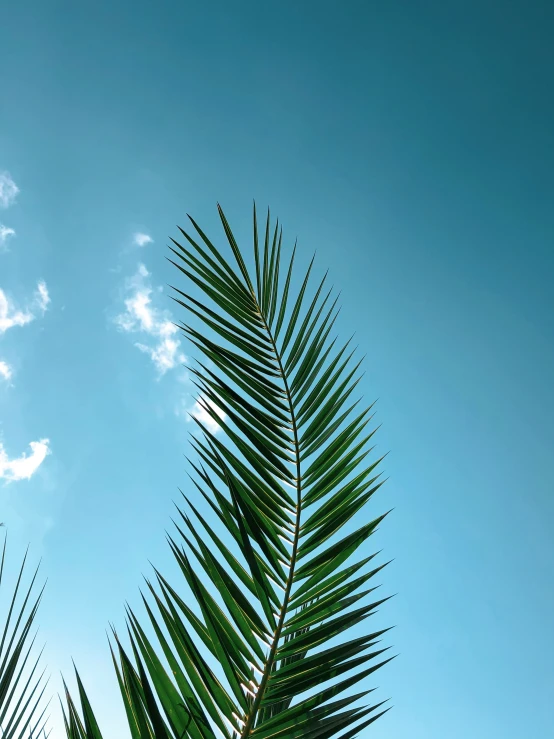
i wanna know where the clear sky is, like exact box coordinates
[1,1,553,737]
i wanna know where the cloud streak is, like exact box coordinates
[0,439,50,482]
[114,264,186,375]
[177,394,227,435]
[0,281,51,334]
[0,289,34,333]
[0,174,51,482]
[34,281,50,313]
[190,397,226,434]
[0,225,15,247]
[133,233,153,247]
[0,172,19,209]
[0,360,13,381]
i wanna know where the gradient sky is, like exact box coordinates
[1,1,553,737]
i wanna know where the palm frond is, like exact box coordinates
[62,203,394,738]
[0,533,50,739]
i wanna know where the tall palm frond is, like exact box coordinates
[63,203,394,738]
[0,533,50,739]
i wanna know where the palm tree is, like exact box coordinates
[61,203,394,737]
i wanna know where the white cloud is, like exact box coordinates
[114,263,186,376]
[133,232,153,247]
[0,438,50,482]
[0,289,34,333]
[34,280,50,313]
[136,336,183,375]
[0,172,19,209]
[182,394,226,435]
[0,280,50,334]
[0,360,13,381]
[0,225,15,246]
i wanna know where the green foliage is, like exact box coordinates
[0,534,49,739]
[62,204,394,737]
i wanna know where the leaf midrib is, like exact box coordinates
[239,301,302,738]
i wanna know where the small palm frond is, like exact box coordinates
[60,667,104,739]
[62,203,394,738]
[0,533,50,739]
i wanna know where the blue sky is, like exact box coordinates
[1,1,553,736]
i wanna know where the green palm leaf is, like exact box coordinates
[62,203,393,738]
[0,532,50,739]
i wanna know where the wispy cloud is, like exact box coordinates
[0,360,13,381]
[34,281,50,313]
[0,289,34,333]
[179,394,227,435]
[0,281,50,334]
[0,172,19,209]
[0,438,50,482]
[114,263,186,376]
[0,225,15,247]
[133,232,153,247]
[135,335,184,375]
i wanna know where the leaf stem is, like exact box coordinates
[239,301,302,737]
